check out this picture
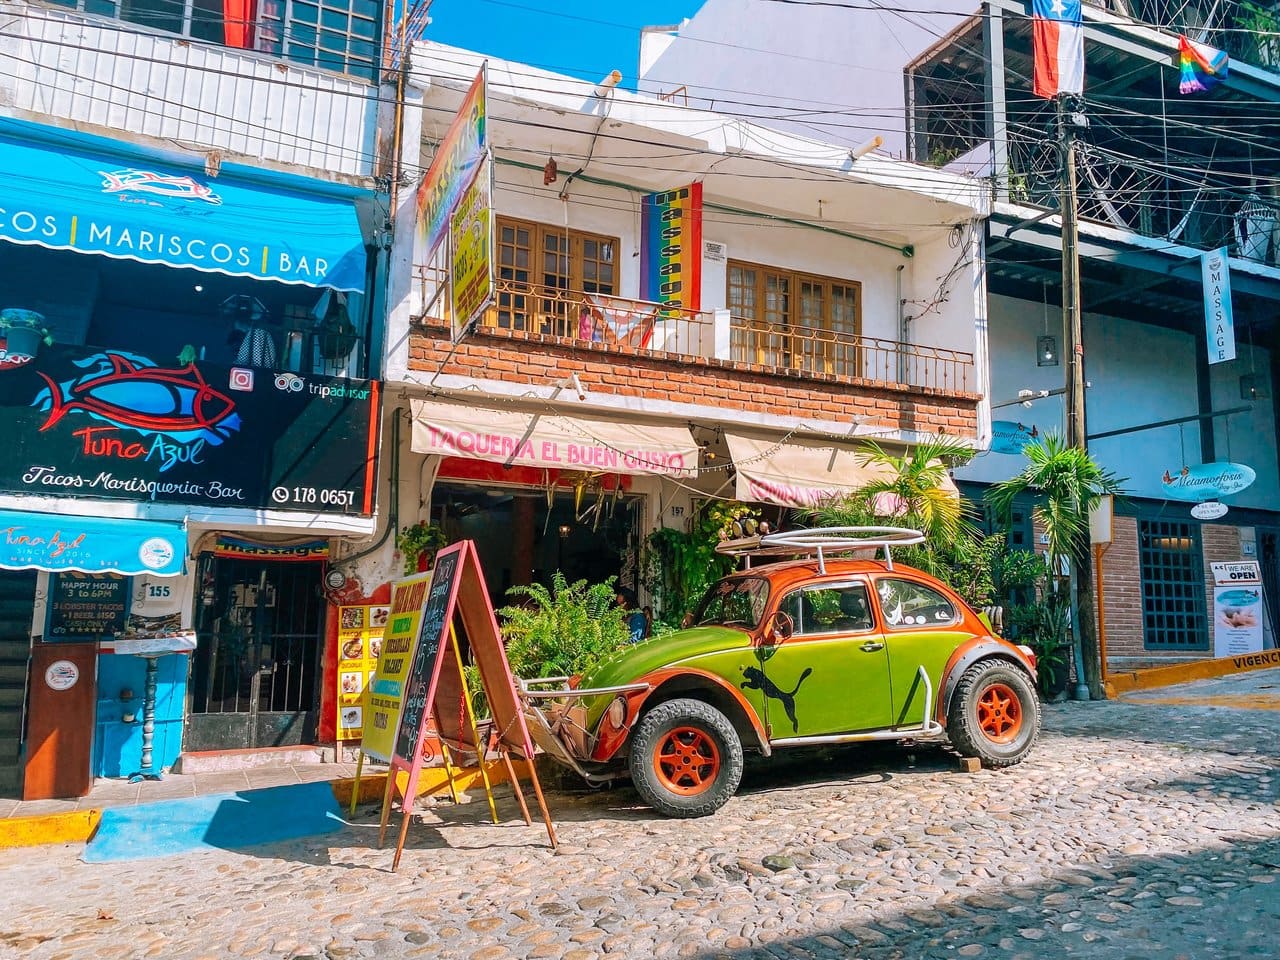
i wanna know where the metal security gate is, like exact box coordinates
[0,570,37,797]
[188,556,325,751]
[1258,527,1280,645]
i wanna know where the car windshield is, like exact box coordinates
[692,577,770,628]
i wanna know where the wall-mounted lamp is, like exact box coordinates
[1241,373,1270,401]
[1037,335,1059,367]
[558,523,572,538]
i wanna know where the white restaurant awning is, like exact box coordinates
[726,433,958,509]
[411,400,699,478]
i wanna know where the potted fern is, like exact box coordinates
[395,520,447,575]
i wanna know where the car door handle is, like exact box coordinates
[860,641,885,652]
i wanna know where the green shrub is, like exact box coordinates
[497,572,632,681]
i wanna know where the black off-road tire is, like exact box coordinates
[628,698,743,818]
[947,659,1041,768]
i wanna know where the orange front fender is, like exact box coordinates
[589,667,770,763]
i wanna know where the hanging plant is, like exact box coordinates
[395,521,447,575]
[0,308,55,357]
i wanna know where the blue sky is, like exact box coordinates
[423,0,705,85]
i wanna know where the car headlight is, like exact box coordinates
[606,696,627,729]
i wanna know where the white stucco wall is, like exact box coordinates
[958,293,1279,511]
[638,0,976,158]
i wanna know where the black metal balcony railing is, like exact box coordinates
[729,318,975,394]
[413,268,976,395]
[1008,130,1280,268]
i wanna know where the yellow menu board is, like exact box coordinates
[362,572,431,762]
[335,603,388,741]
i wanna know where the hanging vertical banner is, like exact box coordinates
[640,183,703,312]
[1211,561,1264,657]
[1202,246,1236,365]
[416,65,487,263]
[450,154,495,330]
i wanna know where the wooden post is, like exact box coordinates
[450,624,500,825]
[499,748,533,826]
[376,770,395,848]
[1095,543,1110,683]
[348,749,366,818]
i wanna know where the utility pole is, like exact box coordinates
[1058,95,1100,700]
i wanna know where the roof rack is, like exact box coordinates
[715,526,925,573]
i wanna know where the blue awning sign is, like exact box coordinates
[0,120,367,292]
[0,509,186,576]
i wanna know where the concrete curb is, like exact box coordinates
[0,809,101,849]
[0,758,537,851]
[1104,649,1280,697]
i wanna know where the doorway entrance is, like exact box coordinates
[0,569,37,797]
[188,556,324,751]
[431,482,643,605]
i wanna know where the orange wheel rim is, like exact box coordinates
[653,726,721,796]
[976,683,1023,744]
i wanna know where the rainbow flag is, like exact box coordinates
[1179,36,1228,94]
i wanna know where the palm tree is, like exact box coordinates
[988,432,1124,698]
[855,436,974,544]
[806,436,976,580]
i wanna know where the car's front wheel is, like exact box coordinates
[947,660,1040,767]
[628,698,743,818]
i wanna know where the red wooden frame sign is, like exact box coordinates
[376,540,558,869]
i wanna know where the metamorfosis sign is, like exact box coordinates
[1,346,379,515]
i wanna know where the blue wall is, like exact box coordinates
[93,653,188,778]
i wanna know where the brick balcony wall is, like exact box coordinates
[407,326,980,439]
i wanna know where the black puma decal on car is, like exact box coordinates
[741,665,813,733]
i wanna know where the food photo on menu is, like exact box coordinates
[340,607,364,630]
[342,636,364,660]
[371,606,390,628]
[341,671,362,694]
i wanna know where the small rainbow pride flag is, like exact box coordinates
[1179,36,1228,94]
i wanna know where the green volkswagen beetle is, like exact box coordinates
[521,528,1041,818]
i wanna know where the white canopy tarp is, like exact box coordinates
[726,433,959,509]
[411,399,699,478]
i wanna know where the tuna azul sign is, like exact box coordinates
[0,345,379,515]
[1161,461,1255,502]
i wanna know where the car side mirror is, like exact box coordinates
[769,610,794,642]
[680,613,694,629]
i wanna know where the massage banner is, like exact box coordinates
[1202,247,1236,365]
[640,183,702,313]
[363,573,432,762]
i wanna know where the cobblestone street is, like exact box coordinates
[2,675,1277,960]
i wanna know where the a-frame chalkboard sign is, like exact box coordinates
[376,540,558,870]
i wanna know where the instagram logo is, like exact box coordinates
[229,367,254,391]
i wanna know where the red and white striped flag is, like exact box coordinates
[1033,0,1084,98]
